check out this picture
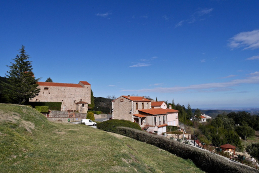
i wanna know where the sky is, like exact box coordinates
[1,0,259,109]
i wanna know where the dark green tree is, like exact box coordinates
[88,90,95,110]
[2,45,39,104]
[186,103,192,120]
[45,77,53,82]
[194,108,202,120]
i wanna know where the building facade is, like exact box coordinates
[30,81,91,113]
[112,95,179,135]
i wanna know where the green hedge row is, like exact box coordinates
[97,119,141,133]
[28,102,61,111]
[117,127,258,173]
[35,106,49,113]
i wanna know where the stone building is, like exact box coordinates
[30,81,91,113]
[112,95,179,135]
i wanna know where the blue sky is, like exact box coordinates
[1,0,259,109]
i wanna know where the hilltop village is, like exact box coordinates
[20,80,259,170]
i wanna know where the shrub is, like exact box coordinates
[35,106,49,113]
[97,119,141,133]
[117,127,258,173]
[28,102,61,111]
[87,112,95,121]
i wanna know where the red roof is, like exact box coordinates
[151,101,164,107]
[133,114,147,118]
[38,81,90,88]
[138,108,178,115]
[220,144,236,149]
[157,124,167,128]
[79,81,90,85]
[76,101,88,104]
[201,116,206,119]
[122,96,151,102]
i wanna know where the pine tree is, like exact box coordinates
[45,77,53,82]
[3,45,40,104]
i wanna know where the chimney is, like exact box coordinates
[169,105,172,109]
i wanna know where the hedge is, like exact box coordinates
[35,106,49,113]
[117,127,258,173]
[97,119,141,133]
[28,102,61,111]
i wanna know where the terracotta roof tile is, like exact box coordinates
[133,114,147,118]
[220,144,236,149]
[122,96,151,102]
[151,101,164,107]
[80,81,91,85]
[38,81,90,88]
[157,124,167,128]
[138,108,178,115]
[38,82,83,88]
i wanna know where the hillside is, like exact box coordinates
[0,104,203,172]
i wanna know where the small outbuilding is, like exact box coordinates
[220,144,236,155]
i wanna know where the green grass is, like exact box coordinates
[0,104,203,172]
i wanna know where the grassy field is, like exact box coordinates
[0,104,204,172]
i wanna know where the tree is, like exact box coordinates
[45,77,53,82]
[87,112,95,121]
[186,103,192,120]
[88,90,95,110]
[194,108,202,120]
[2,45,39,104]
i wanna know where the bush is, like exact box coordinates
[117,127,257,173]
[35,106,49,113]
[97,119,141,133]
[87,112,95,121]
[28,102,61,111]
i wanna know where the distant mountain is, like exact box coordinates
[197,108,259,118]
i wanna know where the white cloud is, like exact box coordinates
[122,72,259,93]
[197,8,213,16]
[163,15,169,20]
[229,30,259,49]
[246,55,259,60]
[175,20,184,28]
[222,75,236,79]
[129,63,151,68]
[200,59,206,63]
[108,85,115,87]
[175,8,213,28]
[250,71,259,75]
[96,12,111,17]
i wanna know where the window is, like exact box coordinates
[142,103,144,109]
[154,117,156,126]
[44,87,49,90]
[136,103,138,110]
[82,104,84,107]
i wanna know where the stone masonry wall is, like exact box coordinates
[112,96,132,121]
[30,84,91,111]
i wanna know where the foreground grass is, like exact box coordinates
[0,104,203,172]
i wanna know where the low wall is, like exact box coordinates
[44,110,86,122]
[94,114,112,119]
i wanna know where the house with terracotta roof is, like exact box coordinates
[151,101,167,109]
[199,114,212,123]
[30,81,91,113]
[112,96,179,135]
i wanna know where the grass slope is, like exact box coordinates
[0,104,203,172]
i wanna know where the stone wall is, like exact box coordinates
[112,96,133,121]
[44,110,86,122]
[30,81,91,112]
